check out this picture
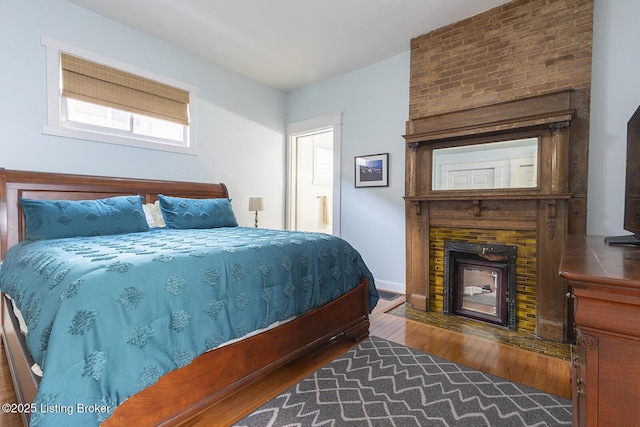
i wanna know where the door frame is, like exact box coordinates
[286,113,342,235]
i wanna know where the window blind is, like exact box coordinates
[61,53,189,125]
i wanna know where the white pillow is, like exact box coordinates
[142,204,156,227]
[145,201,166,228]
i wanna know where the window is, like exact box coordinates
[64,99,186,143]
[42,37,197,154]
[313,133,333,186]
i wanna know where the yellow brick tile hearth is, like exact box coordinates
[429,227,537,332]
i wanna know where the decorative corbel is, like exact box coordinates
[547,200,557,239]
[413,201,423,233]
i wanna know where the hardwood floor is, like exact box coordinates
[0,340,23,427]
[0,295,571,427]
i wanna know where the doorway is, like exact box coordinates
[293,130,333,233]
[286,114,342,235]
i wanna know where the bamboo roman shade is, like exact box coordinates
[61,53,189,125]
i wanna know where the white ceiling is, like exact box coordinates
[67,0,510,92]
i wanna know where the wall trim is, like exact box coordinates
[374,280,406,294]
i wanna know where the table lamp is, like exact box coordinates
[248,197,264,227]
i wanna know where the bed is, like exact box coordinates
[0,168,377,426]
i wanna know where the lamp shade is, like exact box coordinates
[248,197,264,212]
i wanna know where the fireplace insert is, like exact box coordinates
[443,241,517,329]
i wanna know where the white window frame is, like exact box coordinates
[41,36,198,155]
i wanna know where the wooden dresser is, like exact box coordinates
[559,234,640,426]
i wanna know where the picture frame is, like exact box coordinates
[354,153,389,188]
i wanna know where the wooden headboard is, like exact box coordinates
[0,168,229,259]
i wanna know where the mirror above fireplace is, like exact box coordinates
[432,138,538,190]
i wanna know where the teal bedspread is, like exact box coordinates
[0,227,377,426]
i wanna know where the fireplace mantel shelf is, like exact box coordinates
[404,91,576,145]
[404,110,574,145]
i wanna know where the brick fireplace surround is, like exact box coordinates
[403,0,593,342]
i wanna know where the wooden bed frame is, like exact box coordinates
[0,168,371,426]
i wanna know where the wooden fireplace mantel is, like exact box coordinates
[404,91,575,145]
[404,90,579,341]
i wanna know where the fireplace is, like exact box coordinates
[403,91,583,341]
[443,242,517,329]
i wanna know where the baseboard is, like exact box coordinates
[374,280,405,295]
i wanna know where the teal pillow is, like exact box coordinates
[20,195,149,240]
[157,195,238,229]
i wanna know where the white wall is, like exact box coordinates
[588,0,640,235]
[286,53,410,293]
[0,0,287,229]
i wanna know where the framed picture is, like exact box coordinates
[354,153,389,187]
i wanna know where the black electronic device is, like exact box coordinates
[605,105,640,246]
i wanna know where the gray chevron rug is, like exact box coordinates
[234,336,572,426]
